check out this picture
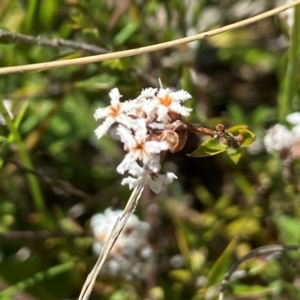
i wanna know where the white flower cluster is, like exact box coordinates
[94,87,192,193]
[264,112,300,158]
[90,208,153,278]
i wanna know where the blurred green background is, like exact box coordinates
[1,0,300,299]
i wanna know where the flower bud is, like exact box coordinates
[158,130,179,152]
[158,129,188,153]
[215,124,225,132]
[168,111,184,123]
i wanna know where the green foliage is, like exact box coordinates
[190,126,256,163]
[189,138,228,157]
[1,0,300,300]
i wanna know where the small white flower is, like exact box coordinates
[286,112,300,125]
[144,88,192,123]
[121,161,177,194]
[116,120,169,174]
[94,88,134,139]
[264,124,294,152]
[120,161,148,188]
[292,124,300,139]
[286,112,300,146]
[149,122,165,130]
[148,172,177,194]
[90,208,153,278]
[140,87,158,98]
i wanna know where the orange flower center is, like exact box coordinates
[133,142,148,159]
[135,142,144,150]
[109,103,121,117]
[158,94,172,107]
[97,233,107,244]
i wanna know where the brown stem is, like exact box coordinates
[219,245,300,300]
[189,123,244,148]
[0,29,107,54]
[188,123,216,137]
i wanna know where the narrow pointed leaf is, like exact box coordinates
[234,284,274,297]
[189,138,228,157]
[227,125,249,135]
[227,148,242,164]
[239,129,256,147]
[205,238,237,286]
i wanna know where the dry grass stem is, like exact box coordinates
[78,184,145,300]
[0,1,299,75]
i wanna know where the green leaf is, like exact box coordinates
[226,217,261,238]
[114,22,138,45]
[226,148,242,164]
[0,260,75,298]
[227,104,246,124]
[274,215,300,244]
[227,125,249,135]
[189,138,228,157]
[110,290,130,300]
[234,284,274,297]
[239,129,256,147]
[205,238,237,286]
[74,74,117,90]
[39,0,57,28]
[169,269,193,283]
[103,58,124,70]
[225,125,256,147]
[285,282,300,299]
[0,136,7,143]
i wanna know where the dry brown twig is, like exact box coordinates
[218,245,300,300]
[0,29,107,54]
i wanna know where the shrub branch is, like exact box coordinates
[0,29,107,54]
[219,245,300,300]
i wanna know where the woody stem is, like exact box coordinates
[188,124,217,137]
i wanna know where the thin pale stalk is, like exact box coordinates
[0,1,299,75]
[0,99,46,213]
[78,184,145,300]
[279,4,300,121]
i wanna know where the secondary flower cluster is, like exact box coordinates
[94,87,192,193]
[90,208,153,279]
[264,112,300,158]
